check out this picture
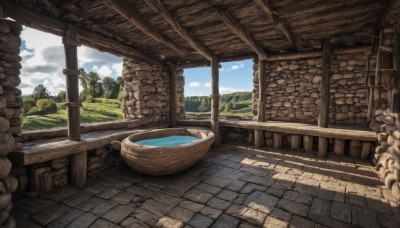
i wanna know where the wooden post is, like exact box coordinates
[63,24,80,141]
[318,40,331,128]
[273,133,282,149]
[290,135,301,149]
[170,63,177,127]
[349,140,361,158]
[70,151,87,187]
[255,59,266,148]
[360,142,372,159]
[211,57,220,146]
[318,137,328,157]
[333,139,345,156]
[303,135,313,152]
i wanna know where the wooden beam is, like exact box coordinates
[70,151,87,187]
[99,0,188,56]
[211,57,220,146]
[1,0,162,65]
[63,24,81,141]
[208,4,269,60]
[170,63,178,127]
[253,0,295,49]
[255,59,266,148]
[177,45,371,69]
[144,0,215,61]
[318,40,332,128]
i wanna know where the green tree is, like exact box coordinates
[31,84,50,103]
[79,68,101,100]
[55,91,66,103]
[102,77,119,99]
[95,82,104,98]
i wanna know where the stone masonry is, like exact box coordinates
[252,52,387,125]
[0,18,23,228]
[122,59,185,124]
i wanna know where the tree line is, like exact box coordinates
[185,92,252,112]
[23,69,124,115]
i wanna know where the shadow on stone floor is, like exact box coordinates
[11,144,400,228]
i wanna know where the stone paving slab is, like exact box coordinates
[12,144,400,228]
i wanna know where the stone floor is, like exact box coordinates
[12,144,400,228]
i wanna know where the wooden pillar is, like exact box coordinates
[211,57,220,146]
[63,24,80,141]
[349,140,361,158]
[360,142,372,159]
[255,59,266,148]
[170,63,177,127]
[318,40,331,128]
[303,135,313,152]
[70,151,87,187]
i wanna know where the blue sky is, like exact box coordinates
[184,60,254,96]
[20,27,253,96]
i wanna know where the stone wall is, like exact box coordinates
[372,0,400,202]
[252,51,387,125]
[0,19,22,227]
[122,59,185,124]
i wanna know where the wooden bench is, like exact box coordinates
[178,119,377,158]
[10,124,169,192]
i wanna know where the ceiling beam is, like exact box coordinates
[144,0,215,62]
[208,3,269,60]
[99,0,189,56]
[1,0,162,65]
[253,0,296,49]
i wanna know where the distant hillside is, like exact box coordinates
[185,92,252,113]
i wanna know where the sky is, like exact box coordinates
[20,26,253,96]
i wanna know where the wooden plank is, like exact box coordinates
[319,40,332,128]
[208,3,268,60]
[255,59,266,148]
[100,0,188,56]
[10,124,170,165]
[360,142,372,159]
[177,45,371,68]
[253,0,295,49]
[211,58,220,146]
[1,0,162,65]
[70,151,87,187]
[64,24,80,141]
[177,119,377,141]
[290,135,301,149]
[170,63,177,128]
[144,0,215,61]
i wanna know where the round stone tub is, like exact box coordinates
[120,128,214,175]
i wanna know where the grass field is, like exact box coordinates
[22,98,123,131]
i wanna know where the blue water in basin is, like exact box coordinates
[135,135,199,147]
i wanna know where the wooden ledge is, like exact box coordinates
[11,124,169,165]
[178,119,377,142]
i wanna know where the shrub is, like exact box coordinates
[35,99,58,114]
[23,99,36,114]
[85,95,94,103]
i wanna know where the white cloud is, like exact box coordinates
[219,86,248,94]
[96,65,113,78]
[204,82,211,88]
[188,81,201,87]
[19,27,123,95]
[221,62,245,72]
[185,93,204,97]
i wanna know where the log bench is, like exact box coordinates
[178,119,377,159]
[10,124,168,192]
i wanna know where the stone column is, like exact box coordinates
[0,19,22,227]
[121,59,185,125]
